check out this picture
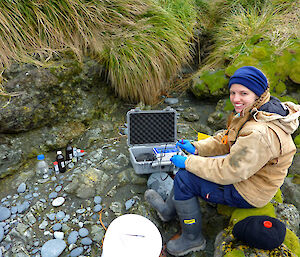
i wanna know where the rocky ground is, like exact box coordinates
[0,62,299,257]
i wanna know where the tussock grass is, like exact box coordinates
[197,0,299,70]
[0,0,196,104]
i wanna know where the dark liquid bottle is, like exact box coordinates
[56,151,66,173]
[66,145,73,161]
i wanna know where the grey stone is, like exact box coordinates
[94,196,102,204]
[93,204,102,212]
[0,207,11,221]
[52,223,62,231]
[41,239,66,257]
[0,226,4,242]
[70,247,83,257]
[79,228,89,237]
[68,231,79,245]
[17,182,26,193]
[81,237,92,245]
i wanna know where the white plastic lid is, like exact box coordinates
[101,214,162,257]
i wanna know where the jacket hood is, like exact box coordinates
[251,99,300,135]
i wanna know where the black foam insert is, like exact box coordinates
[129,112,176,145]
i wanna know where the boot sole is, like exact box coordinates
[167,239,206,256]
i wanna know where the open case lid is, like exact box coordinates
[127,107,177,147]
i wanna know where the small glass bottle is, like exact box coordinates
[36,154,49,175]
[56,151,66,173]
[65,145,73,162]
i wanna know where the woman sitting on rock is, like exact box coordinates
[145,66,300,256]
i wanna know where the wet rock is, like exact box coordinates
[90,225,104,242]
[41,239,66,257]
[64,167,111,199]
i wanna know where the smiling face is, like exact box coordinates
[230,84,258,113]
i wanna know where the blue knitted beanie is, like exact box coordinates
[228,66,268,96]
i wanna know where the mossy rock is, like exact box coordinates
[283,228,300,256]
[191,69,228,98]
[289,64,300,84]
[229,202,276,225]
[224,249,245,257]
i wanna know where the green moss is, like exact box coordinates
[292,174,300,184]
[294,134,300,147]
[284,228,300,256]
[224,99,234,111]
[278,96,298,104]
[289,64,300,84]
[201,70,229,93]
[272,189,283,203]
[229,203,275,225]
[251,46,270,60]
[274,81,286,95]
[224,249,245,257]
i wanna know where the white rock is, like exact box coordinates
[54,231,64,240]
[52,197,65,207]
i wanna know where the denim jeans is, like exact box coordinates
[173,169,254,208]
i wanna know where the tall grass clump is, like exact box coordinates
[197,0,298,69]
[0,0,197,104]
[101,0,196,103]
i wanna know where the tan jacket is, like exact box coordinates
[185,92,300,207]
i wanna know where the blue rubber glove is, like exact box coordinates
[170,155,187,168]
[176,139,196,154]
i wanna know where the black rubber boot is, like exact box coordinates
[144,188,176,222]
[166,197,206,256]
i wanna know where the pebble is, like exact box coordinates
[52,223,62,231]
[78,228,89,237]
[0,226,4,242]
[68,231,79,244]
[41,239,66,257]
[47,213,56,221]
[81,237,92,245]
[76,208,85,214]
[125,198,135,210]
[93,204,102,212]
[70,247,83,257]
[56,211,65,221]
[54,231,64,240]
[48,192,58,199]
[164,97,179,105]
[94,196,102,204]
[17,182,26,193]
[0,207,11,221]
[52,197,65,207]
[39,220,48,229]
[55,186,62,192]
